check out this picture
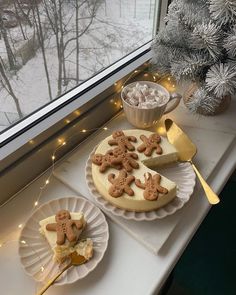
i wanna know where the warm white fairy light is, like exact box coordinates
[0,126,117,275]
[1,73,157,274]
[2,68,159,253]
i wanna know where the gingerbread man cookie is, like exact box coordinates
[110,147,139,172]
[108,130,137,151]
[135,172,168,201]
[92,152,121,172]
[46,210,84,245]
[108,170,135,198]
[137,133,162,156]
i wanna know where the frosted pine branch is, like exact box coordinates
[186,86,222,115]
[190,22,223,60]
[206,63,236,97]
[151,0,236,111]
[179,2,210,28]
[164,0,182,23]
[170,51,213,81]
[224,26,236,58]
[209,0,236,25]
[151,44,171,74]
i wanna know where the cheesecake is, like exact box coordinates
[91,129,178,212]
[39,211,93,263]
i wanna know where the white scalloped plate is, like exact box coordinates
[18,196,109,285]
[86,148,196,221]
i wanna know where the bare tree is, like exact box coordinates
[43,0,101,94]
[58,0,67,87]
[32,0,52,100]
[0,8,16,69]
[43,0,64,96]
[75,0,79,83]
[13,2,27,40]
[0,59,23,118]
[15,0,33,27]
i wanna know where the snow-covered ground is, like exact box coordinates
[0,0,156,131]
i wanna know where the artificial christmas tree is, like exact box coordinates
[151,0,236,115]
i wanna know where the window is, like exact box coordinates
[0,0,162,134]
[0,0,168,203]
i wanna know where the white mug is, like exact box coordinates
[121,81,181,128]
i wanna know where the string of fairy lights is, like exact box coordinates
[0,69,176,275]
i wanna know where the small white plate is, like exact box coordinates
[18,196,109,285]
[86,148,196,221]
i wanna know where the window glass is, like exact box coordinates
[0,0,159,132]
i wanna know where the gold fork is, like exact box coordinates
[36,252,87,295]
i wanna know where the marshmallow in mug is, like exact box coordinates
[123,83,168,108]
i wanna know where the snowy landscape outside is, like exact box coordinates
[0,0,157,132]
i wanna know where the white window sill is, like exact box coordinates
[0,100,236,294]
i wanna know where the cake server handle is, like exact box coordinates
[190,161,220,204]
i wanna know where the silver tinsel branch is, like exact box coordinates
[179,1,210,29]
[224,26,236,58]
[186,86,222,115]
[190,22,223,60]
[151,45,171,74]
[209,0,236,25]
[206,63,236,97]
[151,0,236,115]
[170,51,212,81]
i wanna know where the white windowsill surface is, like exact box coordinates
[0,99,236,295]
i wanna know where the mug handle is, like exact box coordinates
[164,93,182,114]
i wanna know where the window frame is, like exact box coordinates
[0,0,169,204]
[0,42,152,159]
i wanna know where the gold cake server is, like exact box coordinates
[36,252,87,295]
[165,118,220,205]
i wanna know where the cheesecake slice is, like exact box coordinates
[39,211,93,263]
